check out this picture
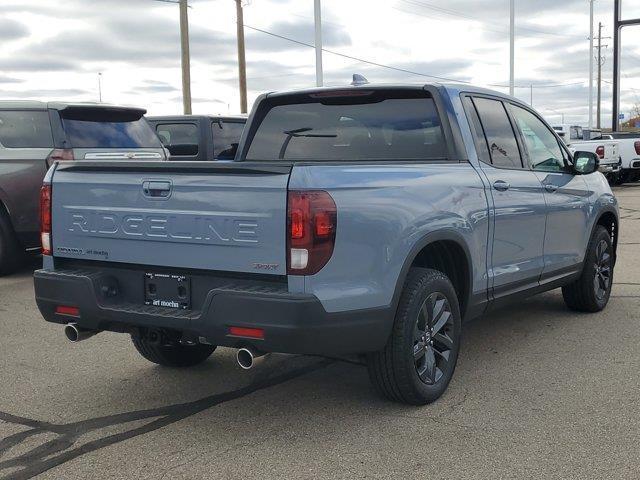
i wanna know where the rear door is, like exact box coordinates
[53,106,166,161]
[464,96,547,298]
[0,109,53,242]
[508,103,590,277]
[50,162,290,275]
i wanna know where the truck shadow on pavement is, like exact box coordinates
[0,358,335,480]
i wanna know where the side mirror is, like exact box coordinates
[573,151,599,175]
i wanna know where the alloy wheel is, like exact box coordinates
[413,292,455,385]
[594,239,612,301]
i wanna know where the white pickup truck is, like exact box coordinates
[567,140,621,182]
[600,132,640,183]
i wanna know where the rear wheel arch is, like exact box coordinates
[392,231,473,321]
[594,209,618,258]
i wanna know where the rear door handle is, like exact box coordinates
[493,180,510,192]
[544,184,559,193]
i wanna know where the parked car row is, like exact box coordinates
[553,123,640,185]
[31,82,618,405]
[0,102,246,274]
[599,132,640,183]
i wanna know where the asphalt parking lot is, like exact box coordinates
[0,185,639,480]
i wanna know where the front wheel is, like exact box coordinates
[367,268,462,405]
[562,226,614,312]
[132,335,216,367]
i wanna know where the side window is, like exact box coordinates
[510,105,566,172]
[155,123,198,157]
[212,121,244,160]
[0,110,53,148]
[462,96,492,164]
[472,97,523,169]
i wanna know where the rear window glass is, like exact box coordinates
[212,121,245,160]
[0,110,53,148]
[245,93,446,161]
[60,109,162,149]
[156,123,199,156]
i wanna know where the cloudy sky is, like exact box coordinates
[1,0,639,127]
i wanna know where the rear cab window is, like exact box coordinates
[245,90,447,161]
[212,120,244,160]
[0,110,53,148]
[155,123,199,157]
[58,108,162,148]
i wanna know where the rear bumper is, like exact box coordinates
[599,163,621,174]
[34,267,392,356]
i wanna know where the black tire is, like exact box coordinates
[367,268,462,405]
[132,336,216,367]
[0,210,23,276]
[612,173,624,186]
[562,226,614,313]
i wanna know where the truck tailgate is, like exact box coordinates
[50,162,290,275]
[604,143,619,162]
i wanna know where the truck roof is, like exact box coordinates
[0,100,146,114]
[147,114,247,122]
[262,82,521,103]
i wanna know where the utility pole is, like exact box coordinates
[530,84,533,106]
[589,0,594,129]
[314,0,323,87]
[179,0,192,114]
[235,0,248,114]
[509,0,515,96]
[596,22,604,129]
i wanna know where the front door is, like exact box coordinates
[508,103,591,280]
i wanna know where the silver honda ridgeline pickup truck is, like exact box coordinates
[35,84,618,405]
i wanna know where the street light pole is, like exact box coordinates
[314,0,323,87]
[236,0,248,113]
[589,0,594,129]
[597,22,603,129]
[179,0,192,114]
[509,0,515,96]
[98,72,102,103]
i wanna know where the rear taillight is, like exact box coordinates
[287,191,337,275]
[47,148,74,162]
[634,141,640,155]
[596,146,605,159]
[40,184,52,255]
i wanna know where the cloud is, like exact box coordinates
[0,18,29,41]
[0,88,90,98]
[0,75,24,84]
[0,58,77,72]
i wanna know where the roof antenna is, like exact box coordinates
[351,74,369,86]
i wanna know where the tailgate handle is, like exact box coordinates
[142,181,172,198]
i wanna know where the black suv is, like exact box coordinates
[147,115,246,161]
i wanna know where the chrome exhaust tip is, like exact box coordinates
[64,323,98,342]
[236,347,269,370]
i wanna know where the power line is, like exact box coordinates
[396,0,586,40]
[243,24,472,83]
[244,23,586,90]
[491,81,585,88]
